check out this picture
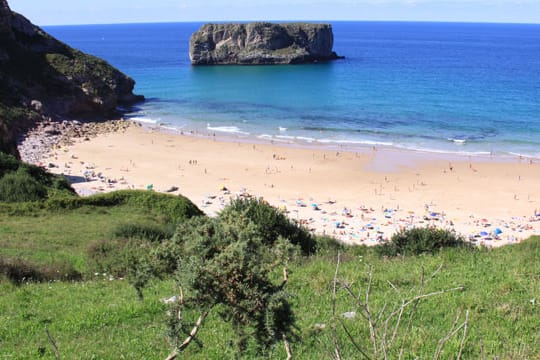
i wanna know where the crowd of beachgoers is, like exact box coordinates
[18,119,540,247]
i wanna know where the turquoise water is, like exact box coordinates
[45,22,540,157]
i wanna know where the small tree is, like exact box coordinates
[376,227,471,257]
[156,216,298,359]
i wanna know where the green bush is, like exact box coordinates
[0,152,75,199]
[376,227,472,257]
[0,256,82,285]
[112,222,174,242]
[87,239,128,276]
[219,197,316,254]
[0,151,20,177]
[46,190,203,222]
[0,168,48,202]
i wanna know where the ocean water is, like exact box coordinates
[44,22,540,158]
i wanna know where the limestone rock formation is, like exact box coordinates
[190,22,343,65]
[0,0,143,156]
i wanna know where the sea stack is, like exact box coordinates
[189,22,343,65]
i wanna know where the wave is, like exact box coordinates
[447,138,467,144]
[316,138,394,147]
[128,117,158,124]
[206,125,250,135]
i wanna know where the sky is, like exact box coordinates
[8,0,540,26]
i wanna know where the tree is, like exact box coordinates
[155,215,298,359]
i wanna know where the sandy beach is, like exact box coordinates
[22,121,540,247]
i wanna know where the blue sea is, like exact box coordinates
[45,22,540,158]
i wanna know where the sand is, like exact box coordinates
[32,123,540,247]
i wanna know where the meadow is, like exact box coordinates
[1,191,538,359]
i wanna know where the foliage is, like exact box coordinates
[0,256,82,285]
[112,222,174,243]
[0,168,47,202]
[219,197,316,254]
[376,226,472,257]
[155,216,298,355]
[45,190,203,222]
[0,189,202,277]
[0,152,75,201]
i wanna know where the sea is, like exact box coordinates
[44,21,540,158]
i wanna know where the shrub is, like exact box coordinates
[112,222,174,242]
[0,152,75,199]
[87,238,128,276]
[154,215,297,355]
[314,235,346,255]
[0,168,47,202]
[0,151,20,177]
[0,257,82,285]
[45,190,203,222]
[376,227,472,257]
[219,197,316,254]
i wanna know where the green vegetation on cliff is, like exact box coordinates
[0,0,142,157]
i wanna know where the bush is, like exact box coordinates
[87,238,128,276]
[112,222,174,242]
[376,227,472,257]
[219,197,316,254]
[314,235,346,255]
[0,168,47,202]
[0,257,82,285]
[0,152,75,199]
[0,151,20,177]
[46,190,203,222]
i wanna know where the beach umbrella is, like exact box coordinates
[494,228,503,235]
[480,231,489,237]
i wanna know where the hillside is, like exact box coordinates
[0,0,143,157]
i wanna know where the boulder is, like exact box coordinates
[190,22,343,65]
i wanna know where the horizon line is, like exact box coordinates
[39,19,540,27]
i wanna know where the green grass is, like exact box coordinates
[1,237,538,359]
[0,190,203,275]
[0,191,537,358]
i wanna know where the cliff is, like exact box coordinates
[189,22,343,65]
[0,0,143,157]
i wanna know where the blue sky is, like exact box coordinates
[9,0,540,25]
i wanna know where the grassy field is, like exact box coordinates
[0,194,539,359]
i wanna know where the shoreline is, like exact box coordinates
[128,117,540,162]
[18,118,540,247]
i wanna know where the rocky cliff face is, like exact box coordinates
[190,22,343,65]
[0,0,143,156]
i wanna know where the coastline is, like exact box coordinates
[19,119,540,247]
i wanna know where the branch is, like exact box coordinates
[433,309,468,360]
[332,251,342,360]
[364,266,378,359]
[457,310,470,360]
[45,328,60,360]
[281,266,289,288]
[283,334,293,360]
[165,310,210,360]
[338,317,372,360]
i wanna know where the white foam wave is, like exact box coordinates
[296,136,316,143]
[257,134,273,140]
[275,135,295,140]
[448,138,467,144]
[207,125,249,135]
[317,139,394,147]
[278,127,287,132]
[130,117,158,124]
[397,144,491,157]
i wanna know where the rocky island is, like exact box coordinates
[189,22,343,65]
[0,0,143,157]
